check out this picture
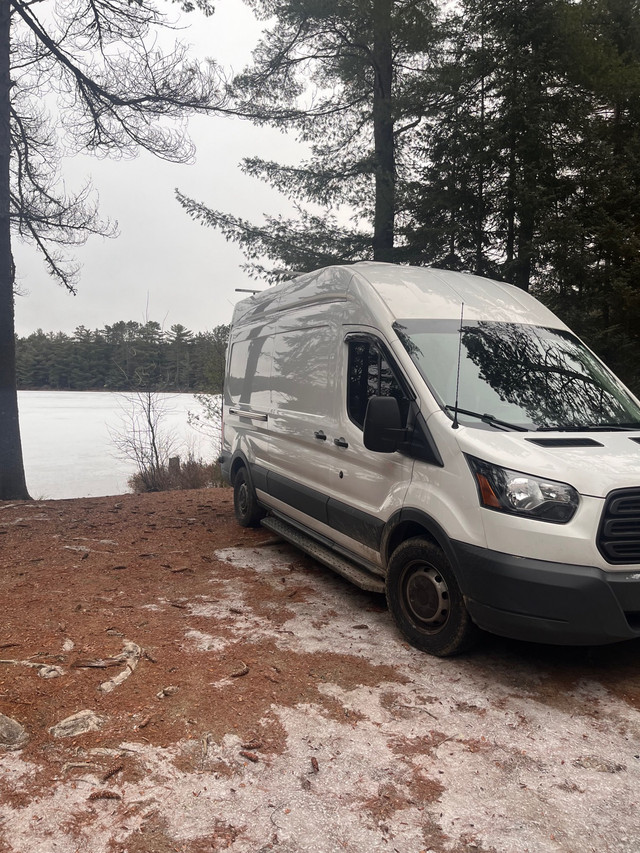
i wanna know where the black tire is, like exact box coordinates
[385,537,479,657]
[233,467,265,528]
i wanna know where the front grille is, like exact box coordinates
[598,489,640,564]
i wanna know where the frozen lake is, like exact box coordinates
[17,390,217,500]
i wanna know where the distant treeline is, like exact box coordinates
[16,321,229,393]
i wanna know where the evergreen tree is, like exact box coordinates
[201,324,229,393]
[15,320,231,393]
[167,324,194,390]
[177,0,438,278]
[405,0,582,290]
[407,0,640,386]
[541,0,640,386]
[173,0,640,389]
[401,8,498,273]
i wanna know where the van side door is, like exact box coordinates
[264,314,342,522]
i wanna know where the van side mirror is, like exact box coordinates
[363,396,404,453]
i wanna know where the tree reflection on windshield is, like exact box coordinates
[462,323,638,429]
[394,320,640,430]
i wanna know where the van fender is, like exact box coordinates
[381,508,465,589]
[228,451,269,495]
[228,450,252,487]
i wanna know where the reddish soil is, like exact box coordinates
[0,489,398,761]
[1,488,640,853]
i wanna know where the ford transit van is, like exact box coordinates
[219,262,640,656]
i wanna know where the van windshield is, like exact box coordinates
[393,319,640,431]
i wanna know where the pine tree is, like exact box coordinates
[541,0,640,387]
[167,324,194,390]
[406,0,581,290]
[177,0,438,278]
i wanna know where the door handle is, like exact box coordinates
[314,430,327,441]
[334,437,348,448]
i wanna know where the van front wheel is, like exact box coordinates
[386,538,478,657]
[233,467,265,528]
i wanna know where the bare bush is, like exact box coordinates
[110,391,178,492]
[110,391,224,493]
[127,453,225,493]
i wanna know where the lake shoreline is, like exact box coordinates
[17,390,212,501]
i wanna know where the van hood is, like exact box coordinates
[455,427,640,498]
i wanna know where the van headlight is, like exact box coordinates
[466,456,579,523]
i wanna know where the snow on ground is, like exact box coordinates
[1,543,639,853]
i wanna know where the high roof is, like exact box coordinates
[348,263,567,328]
[231,262,567,330]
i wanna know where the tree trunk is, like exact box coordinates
[514,209,534,291]
[505,125,517,276]
[475,4,487,275]
[372,0,394,262]
[0,2,31,501]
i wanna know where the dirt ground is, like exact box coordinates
[1,488,640,853]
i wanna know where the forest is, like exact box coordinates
[178,0,640,392]
[15,323,229,393]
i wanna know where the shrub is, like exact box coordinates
[128,453,226,493]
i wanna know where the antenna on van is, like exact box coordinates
[451,302,464,430]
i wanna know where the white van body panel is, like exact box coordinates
[478,494,605,565]
[260,492,384,568]
[456,425,640,498]
[406,412,489,549]
[222,262,640,648]
[348,263,569,327]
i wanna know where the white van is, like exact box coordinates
[220,262,640,656]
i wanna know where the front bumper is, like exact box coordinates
[451,541,640,645]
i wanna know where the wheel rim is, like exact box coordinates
[237,482,249,517]
[401,562,450,633]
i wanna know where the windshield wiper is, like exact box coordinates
[537,422,640,432]
[445,406,529,432]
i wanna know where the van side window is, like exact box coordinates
[347,340,408,429]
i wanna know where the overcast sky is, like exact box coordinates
[13,1,306,337]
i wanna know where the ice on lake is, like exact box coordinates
[17,391,219,500]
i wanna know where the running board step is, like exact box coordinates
[261,516,385,594]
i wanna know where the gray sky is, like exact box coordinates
[13,1,305,337]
